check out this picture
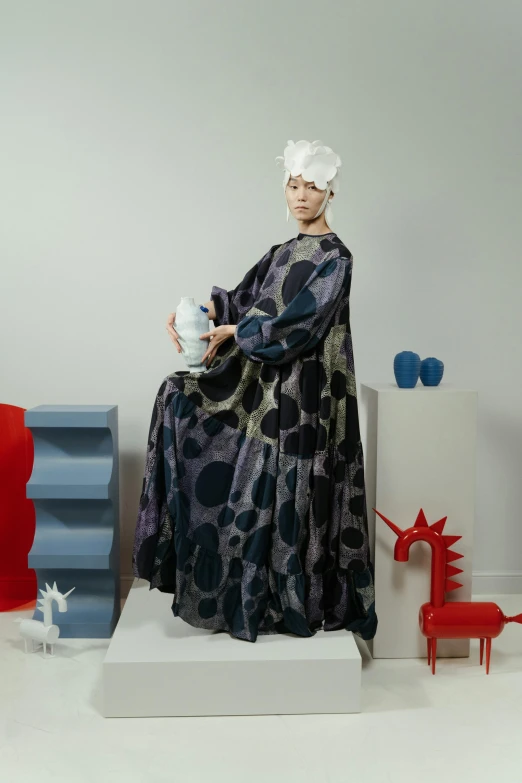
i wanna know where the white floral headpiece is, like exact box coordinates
[275,139,342,225]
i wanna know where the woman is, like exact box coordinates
[133,139,377,643]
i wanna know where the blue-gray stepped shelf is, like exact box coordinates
[25,405,120,638]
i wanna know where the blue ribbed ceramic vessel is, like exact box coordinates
[393,351,421,388]
[420,357,444,386]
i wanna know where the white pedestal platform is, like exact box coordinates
[360,382,478,660]
[103,578,362,717]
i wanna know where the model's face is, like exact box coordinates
[285,174,333,219]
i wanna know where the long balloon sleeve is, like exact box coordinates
[210,244,282,327]
[234,255,352,365]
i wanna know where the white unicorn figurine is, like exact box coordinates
[14,581,75,657]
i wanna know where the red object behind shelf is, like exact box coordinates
[0,403,36,611]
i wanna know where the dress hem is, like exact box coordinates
[139,528,377,644]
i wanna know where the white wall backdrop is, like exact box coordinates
[1,0,521,592]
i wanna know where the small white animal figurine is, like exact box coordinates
[14,581,75,657]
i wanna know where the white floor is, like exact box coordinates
[1,593,521,783]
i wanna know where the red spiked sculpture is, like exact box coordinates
[373,507,522,674]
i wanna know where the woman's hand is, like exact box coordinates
[200,325,236,367]
[166,312,182,353]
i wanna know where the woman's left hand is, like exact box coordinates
[200,325,236,367]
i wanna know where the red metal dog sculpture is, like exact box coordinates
[373,507,522,674]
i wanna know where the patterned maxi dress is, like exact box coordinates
[132,230,378,643]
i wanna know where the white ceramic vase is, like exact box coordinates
[175,297,210,372]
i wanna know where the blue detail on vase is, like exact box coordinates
[393,351,421,388]
[200,305,209,313]
[420,357,444,386]
[25,405,120,638]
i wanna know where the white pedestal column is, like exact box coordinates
[360,382,478,659]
